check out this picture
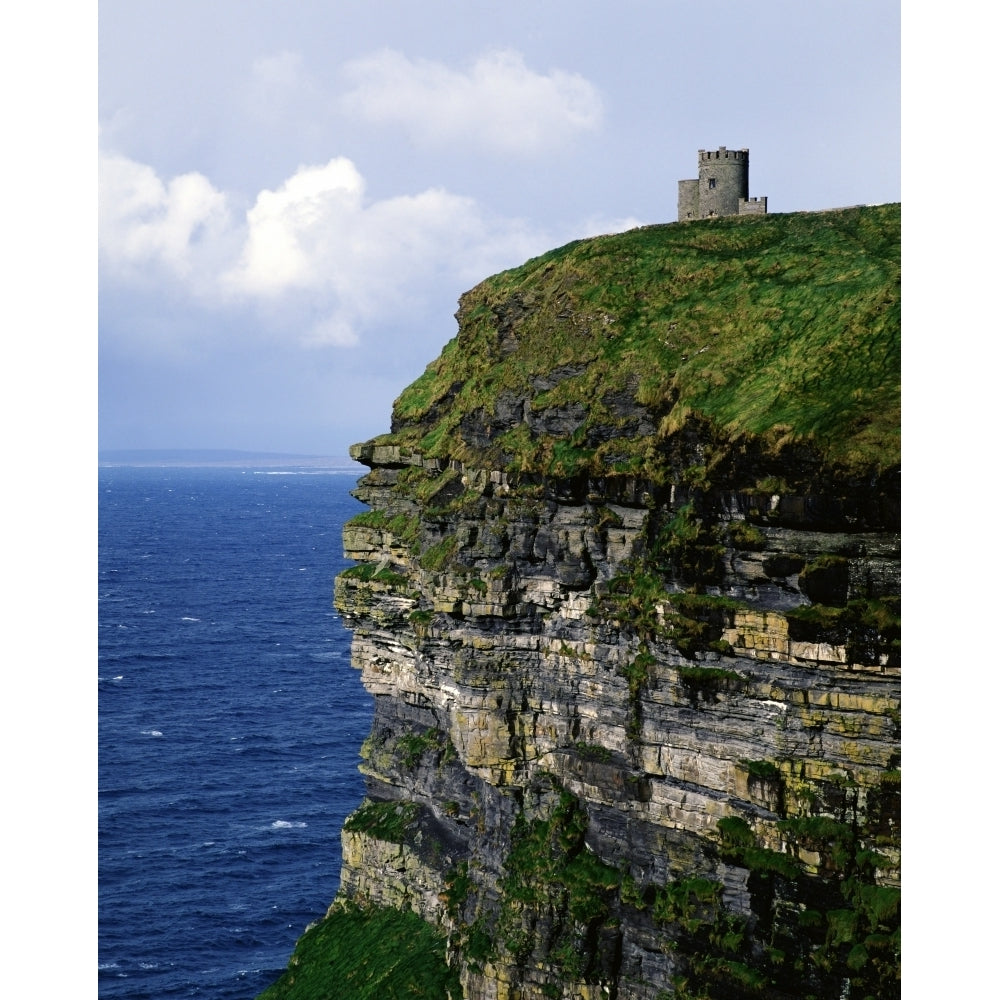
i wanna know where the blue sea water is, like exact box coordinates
[98,466,372,999]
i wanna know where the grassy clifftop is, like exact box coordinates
[386,204,900,483]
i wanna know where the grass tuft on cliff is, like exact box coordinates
[384,205,900,481]
[256,900,461,1000]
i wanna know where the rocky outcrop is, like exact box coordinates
[327,207,901,999]
[332,454,899,996]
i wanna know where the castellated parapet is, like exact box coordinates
[678,146,768,221]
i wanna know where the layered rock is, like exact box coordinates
[328,207,901,1000]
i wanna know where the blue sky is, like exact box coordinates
[96,0,901,456]
[5,7,996,993]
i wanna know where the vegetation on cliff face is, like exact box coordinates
[257,900,460,1000]
[261,206,900,1000]
[387,204,899,484]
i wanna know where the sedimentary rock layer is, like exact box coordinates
[328,206,901,1000]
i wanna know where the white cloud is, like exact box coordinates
[99,150,555,349]
[339,49,604,155]
[221,158,546,326]
[229,163,555,345]
[223,157,367,296]
[98,150,232,283]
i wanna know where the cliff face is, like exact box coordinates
[330,206,900,1000]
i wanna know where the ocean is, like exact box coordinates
[98,465,372,999]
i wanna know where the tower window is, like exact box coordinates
[708,178,716,189]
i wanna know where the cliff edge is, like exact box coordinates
[261,205,900,1000]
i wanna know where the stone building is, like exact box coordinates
[678,146,767,221]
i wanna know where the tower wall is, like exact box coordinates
[697,147,750,218]
[739,196,768,216]
[676,146,767,222]
[678,179,699,221]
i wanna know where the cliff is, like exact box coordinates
[260,205,900,1000]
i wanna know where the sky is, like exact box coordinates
[5,6,996,995]
[97,0,902,457]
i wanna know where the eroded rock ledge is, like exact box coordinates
[331,443,899,999]
[322,208,900,1000]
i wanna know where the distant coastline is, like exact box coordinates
[98,449,365,470]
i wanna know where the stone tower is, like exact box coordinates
[678,146,767,221]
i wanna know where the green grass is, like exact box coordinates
[785,597,900,665]
[394,728,456,769]
[711,812,900,998]
[382,205,900,482]
[256,900,461,1000]
[727,521,766,551]
[739,759,782,783]
[493,787,622,975]
[342,799,419,843]
[345,510,389,528]
[339,564,409,587]
[418,535,459,572]
[572,741,614,763]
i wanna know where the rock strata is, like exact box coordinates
[326,206,901,1000]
